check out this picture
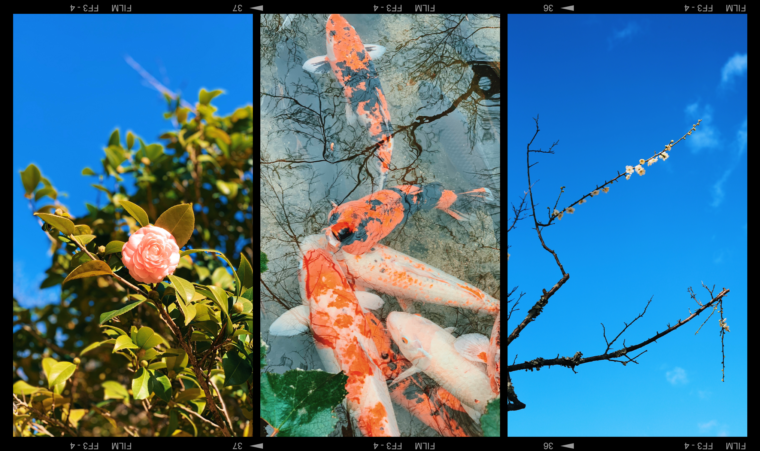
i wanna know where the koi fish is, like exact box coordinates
[269,240,399,437]
[326,182,494,256]
[364,310,483,437]
[453,311,501,394]
[337,242,500,315]
[303,14,393,191]
[386,312,498,414]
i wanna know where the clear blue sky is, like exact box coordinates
[13,14,253,309]
[507,15,747,437]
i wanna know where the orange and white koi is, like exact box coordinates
[269,238,399,437]
[364,311,483,437]
[386,312,498,414]
[303,14,393,191]
[326,182,494,256]
[336,242,500,315]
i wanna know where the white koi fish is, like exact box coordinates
[386,312,498,414]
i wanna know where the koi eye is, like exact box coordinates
[401,337,408,344]
[381,352,389,359]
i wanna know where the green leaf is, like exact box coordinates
[40,274,65,289]
[126,131,135,150]
[48,362,77,389]
[162,348,188,371]
[155,203,195,249]
[150,373,172,403]
[182,303,197,326]
[100,325,127,337]
[103,381,129,400]
[35,212,76,235]
[206,285,230,320]
[132,368,152,400]
[113,335,139,353]
[74,224,92,235]
[13,380,45,395]
[20,163,41,194]
[82,167,97,176]
[241,287,252,302]
[197,154,221,169]
[34,187,57,202]
[104,240,126,255]
[238,255,254,291]
[108,129,121,147]
[222,349,252,386]
[73,234,96,246]
[91,184,111,196]
[63,260,114,285]
[198,88,224,106]
[119,199,149,227]
[79,339,114,356]
[215,180,238,198]
[99,295,148,324]
[144,143,164,161]
[135,327,162,350]
[174,388,204,404]
[211,267,233,290]
[167,275,196,307]
[85,203,98,216]
[104,145,127,168]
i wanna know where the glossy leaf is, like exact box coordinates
[144,143,164,161]
[67,409,88,429]
[155,203,195,249]
[34,187,57,202]
[91,184,111,196]
[73,234,96,246]
[119,199,149,227]
[79,339,115,356]
[222,349,252,386]
[63,260,114,285]
[100,325,127,337]
[215,180,238,198]
[174,388,203,404]
[35,212,76,235]
[74,224,92,235]
[104,145,127,168]
[198,88,224,106]
[206,285,230,319]
[48,362,77,388]
[81,167,97,176]
[181,249,240,296]
[197,154,221,169]
[103,380,129,400]
[99,295,148,324]
[150,373,172,403]
[132,367,151,400]
[126,131,135,150]
[104,240,126,255]
[39,274,65,289]
[13,380,45,395]
[113,335,139,353]
[108,129,121,147]
[238,255,254,291]
[163,348,188,371]
[135,327,163,350]
[20,163,41,194]
[167,275,196,307]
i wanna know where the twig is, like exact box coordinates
[208,376,234,434]
[175,403,220,429]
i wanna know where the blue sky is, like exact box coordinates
[13,14,253,309]
[507,15,747,437]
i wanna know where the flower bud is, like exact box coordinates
[55,208,64,216]
[140,360,149,368]
[141,157,151,165]
[98,245,106,255]
[73,357,81,366]
[116,166,124,174]
[233,302,244,313]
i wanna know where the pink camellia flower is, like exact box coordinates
[121,225,181,284]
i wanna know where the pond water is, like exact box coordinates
[259,13,500,437]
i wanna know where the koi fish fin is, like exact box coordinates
[355,291,384,310]
[454,333,490,364]
[302,55,332,74]
[269,305,310,336]
[388,365,421,386]
[395,297,414,312]
[462,404,482,425]
[364,44,386,60]
[439,207,473,222]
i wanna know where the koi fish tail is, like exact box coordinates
[434,187,494,222]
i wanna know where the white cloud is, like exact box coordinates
[698,420,718,432]
[736,118,747,157]
[683,103,720,153]
[665,367,689,385]
[608,22,641,49]
[710,169,732,208]
[720,53,747,86]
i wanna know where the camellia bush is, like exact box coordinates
[13,89,253,437]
